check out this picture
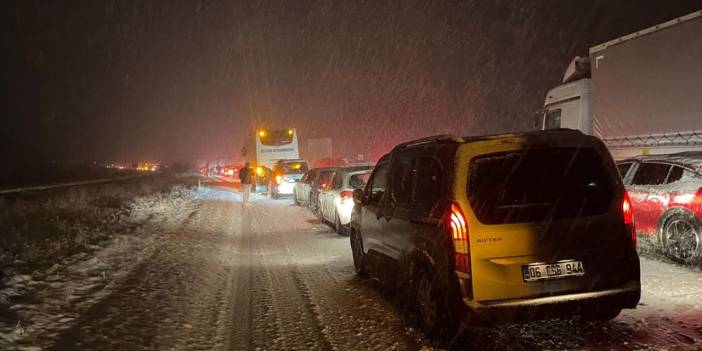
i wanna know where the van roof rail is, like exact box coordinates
[393,135,463,150]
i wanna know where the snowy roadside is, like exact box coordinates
[0,176,201,350]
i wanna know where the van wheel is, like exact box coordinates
[415,269,458,340]
[662,213,701,264]
[350,230,368,277]
[581,307,621,321]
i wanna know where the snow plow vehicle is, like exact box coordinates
[350,130,641,339]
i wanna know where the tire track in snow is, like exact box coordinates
[248,203,334,350]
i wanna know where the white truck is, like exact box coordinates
[537,10,702,159]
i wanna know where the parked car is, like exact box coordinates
[270,159,309,199]
[308,167,338,213]
[616,152,702,264]
[318,166,374,234]
[223,164,243,179]
[293,167,337,209]
[294,169,317,206]
[350,130,640,339]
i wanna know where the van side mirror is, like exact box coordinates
[353,188,364,205]
[534,110,545,130]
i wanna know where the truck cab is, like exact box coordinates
[539,76,592,134]
[536,11,702,160]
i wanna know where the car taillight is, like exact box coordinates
[692,187,702,209]
[622,191,636,250]
[340,190,353,204]
[275,175,282,184]
[448,202,470,273]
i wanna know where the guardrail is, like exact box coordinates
[603,130,702,148]
[0,174,151,196]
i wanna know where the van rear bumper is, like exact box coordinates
[464,280,640,324]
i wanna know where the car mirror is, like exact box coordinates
[353,188,364,205]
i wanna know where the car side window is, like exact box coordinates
[414,157,443,212]
[666,166,684,184]
[617,162,633,179]
[366,163,390,205]
[632,163,671,186]
[391,156,415,207]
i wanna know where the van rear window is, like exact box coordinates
[468,148,615,224]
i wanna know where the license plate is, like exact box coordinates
[522,260,585,282]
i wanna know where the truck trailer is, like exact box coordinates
[537,11,702,159]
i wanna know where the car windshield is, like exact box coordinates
[349,173,371,189]
[278,162,309,174]
[316,170,334,185]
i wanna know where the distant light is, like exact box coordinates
[288,129,293,135]
[259,130,266,137]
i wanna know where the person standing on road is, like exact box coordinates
[239,162,254,207]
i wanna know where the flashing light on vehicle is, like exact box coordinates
[449,202,470,274]
[255,166,265,177]
[292,163,301,169]
[259,130,267,137]
[288,129,293,135]
[622,191,636,250]
[275,175,283,184]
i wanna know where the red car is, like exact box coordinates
[223,165,243,180]
[617,152,702,263]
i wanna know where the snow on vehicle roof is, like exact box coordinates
[621,152,702,174]
[394,129,592,151]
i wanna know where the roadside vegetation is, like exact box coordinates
[0,174,197,277]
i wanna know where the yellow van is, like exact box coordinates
[350,129,640,339]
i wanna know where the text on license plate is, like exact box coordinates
[522,260,585,282]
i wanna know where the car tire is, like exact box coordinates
[272,191,279,200]
[334,212,342,235]
[581,307,621,321]
[661,212,701,264]
[415,268,459,341]
[350,229,368,278]
[335,212,347,236]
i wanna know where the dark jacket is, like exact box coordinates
[239,166,254,184]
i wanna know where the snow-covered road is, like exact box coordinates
[5,185,701,350]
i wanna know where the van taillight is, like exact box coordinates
[622,191,636,250]
[449,203,470,273]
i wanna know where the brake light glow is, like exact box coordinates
[622,191,636,249]
[693,188,702,211]
[449,202,470,273]
[340,190,353,204]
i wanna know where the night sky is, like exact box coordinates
[2,0,701,167]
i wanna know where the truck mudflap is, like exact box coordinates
[462,280,641,325]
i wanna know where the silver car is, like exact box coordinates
[318,167,372,234]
